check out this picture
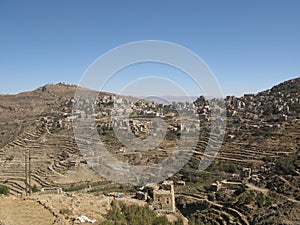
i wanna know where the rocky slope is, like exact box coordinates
[0,78,299,224]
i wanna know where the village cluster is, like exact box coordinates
[39,93,227,140]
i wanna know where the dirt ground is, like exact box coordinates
[0,193,148,225]
[0,195,55,225]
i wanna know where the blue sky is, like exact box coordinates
[0,0,299,96]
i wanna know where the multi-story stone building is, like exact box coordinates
[153,181,175,213]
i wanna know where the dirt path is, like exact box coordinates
[246,183,269,195]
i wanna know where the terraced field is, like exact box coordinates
[0,78,299,224]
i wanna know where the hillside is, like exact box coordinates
[178,77,300,224]
[0,78,299,225]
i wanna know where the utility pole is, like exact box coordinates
[24,148,32,196]
[24,149,28,196]
[28,148,32,196]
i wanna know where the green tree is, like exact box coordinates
[0,186,9,195]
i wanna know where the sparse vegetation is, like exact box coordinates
[0,185,9,195]
[59,208,72,215]
[275,154,296,175]
[64,184,88,192]
[31,184,39,193]
[101,201,183,225]
[5,155,14,161]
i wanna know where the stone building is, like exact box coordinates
[41,187,64,194]
[176,180,186,186]
[240,168,252,180]
[136,191,148,201]
[210,181,222,192]
[153,181,176,213]
[144,183,159,199]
